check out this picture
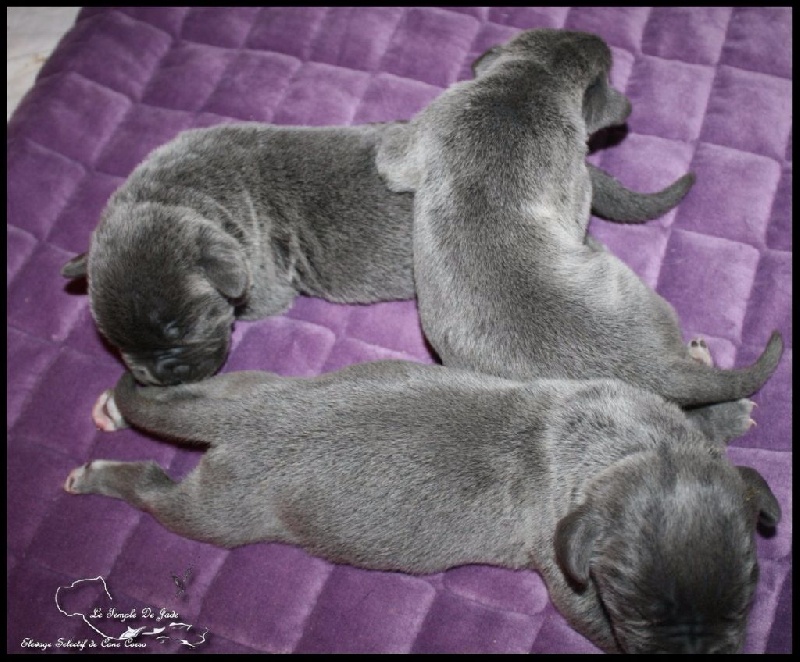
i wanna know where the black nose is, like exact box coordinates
[150,352,224,385]
[153,355,193,384]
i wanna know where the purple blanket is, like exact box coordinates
[7,7,791,654]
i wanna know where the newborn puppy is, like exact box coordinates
[65,362,779,653]
[62,119,693,386]
[376,29,783,406]
[61,123,414,386]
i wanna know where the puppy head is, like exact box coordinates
[555,453,780,653]
[63,203,249,385]
[471,28,631,134]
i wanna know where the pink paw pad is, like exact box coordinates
[92,389,127,431]
[688,337,713,367]
[64,463,88,494]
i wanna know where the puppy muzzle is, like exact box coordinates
[123,345,227,386]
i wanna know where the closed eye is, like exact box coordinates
[163,321,183,341]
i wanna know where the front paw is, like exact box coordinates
[92,389,127,431]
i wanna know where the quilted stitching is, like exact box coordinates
[7,7,791,653]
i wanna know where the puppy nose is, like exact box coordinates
[152,353,223,385]
[153,356,192,384]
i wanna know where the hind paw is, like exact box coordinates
[64,462,93,494]
[687,399,757,443]
[688,337,713,367]
[92,389,127,431]
[719,398,758,439]
[64,460,105,494]
[64,460,125,494]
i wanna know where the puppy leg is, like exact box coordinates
[65,458,288,547]
[89,371,267,432]
[65,460,175,507]
[682,337,756,442]
[64,460,225,544]
[109,371,284,445]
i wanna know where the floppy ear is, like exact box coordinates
[554,503,602,587]
[737,466,781,528]
[582,75,631,135]
[471,45,503,78]
[61,252,88,279]
[199,232,250,301]
[375,122,423,193]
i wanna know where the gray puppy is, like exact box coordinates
[376,28,783,406]
[61,123,414,386]
[65,362,779,653]
[61,119,693,386]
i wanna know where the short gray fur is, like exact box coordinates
[65,362,779,653]
[62,116,695,386]
[375,28,783,406]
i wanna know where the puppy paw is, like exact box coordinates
[92,389,127,431]
[688,337,713,367]
[687,399,757,443]
[732,398,758,433]
[64,459,122,494]
[64,464,89,494]
[64,462,91,494]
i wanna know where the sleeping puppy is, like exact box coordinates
[61,123,414,386]
[61,119,693,386]
[64,361,780,653]
[376,28,783,407]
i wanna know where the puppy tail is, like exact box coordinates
[660,331,783,407]
[589,164,695,223]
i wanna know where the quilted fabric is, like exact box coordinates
[7,7,791,654]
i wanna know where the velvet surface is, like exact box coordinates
[7,7,791,653]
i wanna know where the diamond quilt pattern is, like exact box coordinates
[7,6,791,654]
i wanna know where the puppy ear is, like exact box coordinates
[582,76,632,135]
[471,46,502,77]
[737,466,782,528]
[61,252,88,279]
[375,123,423,192]
[554,503,602,586]
[199,233,250,301]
